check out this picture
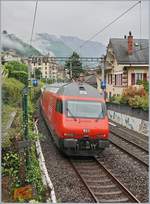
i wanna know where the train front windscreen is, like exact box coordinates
[66,100,106,119]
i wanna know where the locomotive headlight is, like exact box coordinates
[64,133,74,137]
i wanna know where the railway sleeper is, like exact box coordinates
[84,178,111,183]
[76,166,101,171]
[96,193,129,200]
[78,170,106,176]
[94,190,122,196]
[100,198,129,203]
[89,184,116,189]
[82,175,110,179]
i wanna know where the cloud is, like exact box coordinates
[1,1,149,45]
[2,34,25,52]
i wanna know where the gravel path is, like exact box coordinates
[37,110,94,203]
[97,145,149,202]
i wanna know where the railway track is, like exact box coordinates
[110,125,148,151]
[109,132,149,168]
[70,157,140,203]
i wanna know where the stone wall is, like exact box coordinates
[107,103,149,136]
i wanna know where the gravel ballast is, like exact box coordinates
[37,110,94,202]
[97,145,149,203]
[37,107,148,203]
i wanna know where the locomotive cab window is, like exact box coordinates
[66,100,106,119]
[56,99,63,113]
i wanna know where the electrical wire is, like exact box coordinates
[75,0,141,52]
[139,1,142,49]
[29,0,74,54]
[30,0,38,46]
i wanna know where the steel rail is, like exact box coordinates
[70,158,140,203]
[117,127,148,145]
[109,135,149,168]
[94,157,140,203]
[109,121,148,144]
[70,158,99,203]
[110,128,148,153]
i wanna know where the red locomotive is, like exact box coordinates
[40,82,109,156]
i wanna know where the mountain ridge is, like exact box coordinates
[1,31,106,59]
[1,32,41,57]
[33,33,106,57]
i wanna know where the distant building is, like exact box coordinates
[104,32,149,98]
[29,56,65,81]
[1,50,21,64]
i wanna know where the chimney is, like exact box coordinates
[128,31,133,55]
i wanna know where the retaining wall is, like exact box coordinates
[107,103,149,136]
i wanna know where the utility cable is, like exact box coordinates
[139,1,142,49]
[30,0,38,46]
[75,0,141,52]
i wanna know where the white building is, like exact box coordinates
[29,56,65,81]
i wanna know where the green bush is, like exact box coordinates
[9,71,28,85]
[2,106,22,148]
[26,143,45,201]
[4,61,28,73]
[128,95,142,108]
[140,96,149,111]
[128,95,148,110]
[143,81,149,92]
[119,95,128,104]
[137,80,149,92]
[2,78,24,106]
[2,104,16,129]
[111,95,122,104]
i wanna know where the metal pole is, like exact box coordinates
[70,61,72,79]
[101,57,104,82]
[101,56,106,99]
[22,88,28,139]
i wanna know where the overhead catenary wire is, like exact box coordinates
[30,0,38,46]
[28,0,74,55]
[28,0,38,80]
[75,0,141,52]
[139,1,142,49]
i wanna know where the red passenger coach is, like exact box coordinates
[40,82,109,156]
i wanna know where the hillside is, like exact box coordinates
[1,32,41,57]
[33,33,106,57]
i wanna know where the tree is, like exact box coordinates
[4,61,28,85]
[64,52,83,79]
[2,78,24,106]
[10,71,28,85]
[4,61,28,75]
[34,68,42,79]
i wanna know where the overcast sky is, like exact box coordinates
[1,0,149,45]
